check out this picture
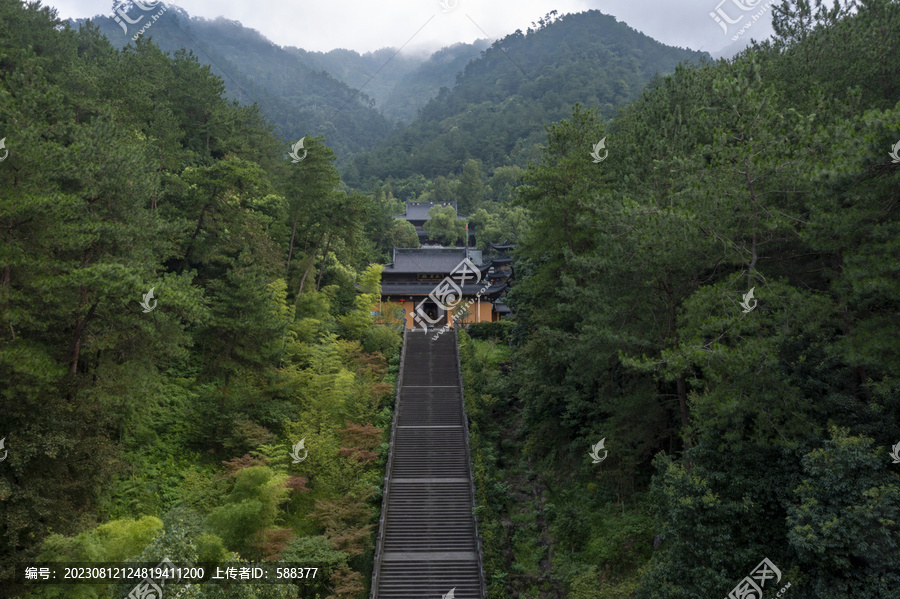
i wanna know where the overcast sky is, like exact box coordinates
[43,0,776,57]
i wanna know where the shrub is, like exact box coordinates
[362,325,401,355]
[465,319,514,342]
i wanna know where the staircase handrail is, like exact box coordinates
[454,327,488,598]
[369,327,409,598]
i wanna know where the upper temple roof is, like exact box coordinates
[383,247,487,274]
[393,200,468,221]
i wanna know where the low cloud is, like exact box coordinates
[47,0,772,56]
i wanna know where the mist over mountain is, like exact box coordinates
[285,41,491,123]
[380,40,494,123]
[74,6,706,170]
[343,10,709,185]
[76,6,401,160]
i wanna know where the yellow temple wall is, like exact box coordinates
[450,300,493,325]
[375,297,493,329]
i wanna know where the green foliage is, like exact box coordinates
[499,3,900,598]
[338,264,383,341]
[490,165,525,203]
[457,159,486,214]
[346,10,706,184]
[205,466,289,557]
[565,562,643,599]
[31,517,164,599]
[282,534,347,568]
[362,325,402,355]
[38,516,164,563]
[422,204,467,245]
[465,320,516,343]
[0,3,395,593]
[195,532,230,564]
[387,219,421,250]
[785,427,900,597]
[469,203,528,249]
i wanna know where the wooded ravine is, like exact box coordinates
[1,1,899,598]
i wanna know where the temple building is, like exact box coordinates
[377,247,511,330]
[487,242,513,318]
[393,200,475,246]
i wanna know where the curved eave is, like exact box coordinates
[380,282,508,298]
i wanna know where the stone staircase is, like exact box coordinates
[370,329,485,599]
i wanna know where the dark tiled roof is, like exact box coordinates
[395,200,458,220]
[493,302,512,314]
[415,230,476,238]
[490,242,515,250]
[384,248,487,274]
[380,282,508,297]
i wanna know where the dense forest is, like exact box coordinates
[2,0,900,598]
[343,10,707,183]
[286,41,492,125]
[459,1,900,598]
[80,5,490,162]
[0,2,410,596]
[81,4,395,162]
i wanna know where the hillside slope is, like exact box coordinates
[79,6,395,162]
[287,41,490,124]
[345,10,709,184]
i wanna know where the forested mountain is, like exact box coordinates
[343,10,708,185]
[283,46,423,112]
[76,5,707,175]
[4,0,900,598]
[459,1,900,598]
[1,2,409,595]
[380,41,492,124]
[287,41,491,123]
[77,6,488,159]
[78,5,395,162]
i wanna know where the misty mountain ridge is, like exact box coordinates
[285,40,492,122]
[345,10,710,184]
[75,5,484,161]
[74,5,709,168]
